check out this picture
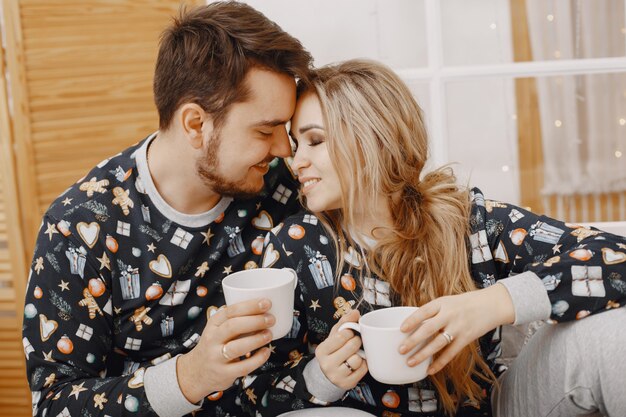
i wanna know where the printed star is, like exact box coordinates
[69,382,87,400]
[245,388,257,404]
[97,252,111,270]
[43,350,55,362]
[309,299,321,312]
[282,243,293,256]
[147,243,156,253]
[43,373,56,388]
[34,257,45,275]
[223,265,233,275]
[618,243,626,250]
[44,222,59,241]
[256,202,262,210]
[268,343,276,354]
[61,197,73,206]
[201,228,215,246]
[552,244,562,254]
[93,392,108,410]
[195,262,209,278]
[58,280,70,291]
[114,307,122,315]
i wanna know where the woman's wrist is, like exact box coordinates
[486,283,516,326]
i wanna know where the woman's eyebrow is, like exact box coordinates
[297,123,324,134]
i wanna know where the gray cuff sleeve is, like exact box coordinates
[144,355,202,417]
[498,271,552,325]
[303,357,346,403]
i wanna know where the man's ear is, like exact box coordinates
[179,103,214,150]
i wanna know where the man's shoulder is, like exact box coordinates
[44,139,146,223]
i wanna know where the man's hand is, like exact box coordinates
[315,310,368,390]
[177,298,275,403]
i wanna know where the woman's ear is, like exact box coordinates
[179,103,214,150]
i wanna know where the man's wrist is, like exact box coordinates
[176,352,206,404]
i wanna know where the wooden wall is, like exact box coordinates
[0,1,200,416]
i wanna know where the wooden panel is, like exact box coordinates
[0,1,203,416]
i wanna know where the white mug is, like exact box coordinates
[222,267,297,340]
[339,306,432,384]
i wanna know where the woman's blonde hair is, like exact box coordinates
[298,59,496,415]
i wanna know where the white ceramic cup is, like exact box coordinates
[338,306,432,384]
[222,268,297,340]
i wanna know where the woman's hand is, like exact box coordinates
[399,283,515,375]
[315,309,368,390]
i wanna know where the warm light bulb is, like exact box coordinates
[616,151,623,158]
[554,50,561,58]
[555,120,562,127]
[619,118,626,126]
[490,23,497,30]
[511,114,518,120]
[501,165,510,172]
[547,14,554,22]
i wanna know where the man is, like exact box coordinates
[22,2,312,416]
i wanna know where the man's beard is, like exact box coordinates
[196,132,265,200]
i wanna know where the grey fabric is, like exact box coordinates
[498,271,552,325]
[303,357,347,402]
[492,307,626,417]
[144,355,201,417]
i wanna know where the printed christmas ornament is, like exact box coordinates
[145,283,163,301]
[251,235,265,255]
[88,278,106,297]
[106,235,119,253]
[340,274,356,291]
[382,390,400,408]
[288,224,305,240]
[196,285,208,297]
[34,286,43,299]
[57,335,74,354]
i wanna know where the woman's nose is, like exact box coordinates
[291,148,310,174]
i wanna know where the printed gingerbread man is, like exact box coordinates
[112,187,134,215]
[78,288,103,319]
[79,177,110,197]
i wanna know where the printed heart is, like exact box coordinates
[39,314,58,342]
[262,243,280,268]
[252,210,273,230]
[602,248,626,265]
[127,368,145,389]
[77,222,100,248]
[149,254,172,278]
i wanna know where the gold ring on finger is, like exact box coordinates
[441,331,454,345]
[343,360,355,372]
[221,343,233,361]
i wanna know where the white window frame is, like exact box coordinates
[395,0,626,168]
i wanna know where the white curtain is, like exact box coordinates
[526,0,626,219]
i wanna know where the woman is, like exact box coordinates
[237,59,626,417]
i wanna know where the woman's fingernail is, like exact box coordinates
[427,366,435,375]
[259,299,270,310]
[407,358,416,367]
[398,345,407,354]
[400,324,408,332]
[265,315,275,325]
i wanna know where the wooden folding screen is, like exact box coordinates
[0,1,201,416]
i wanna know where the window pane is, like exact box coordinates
[444,73,626,222]
[442,0,626,65]
[241,0,427,68]
[445,78,520,204]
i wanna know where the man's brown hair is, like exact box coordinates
[154,1,313,131]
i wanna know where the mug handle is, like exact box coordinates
[338,322,366,360]
[283,268,298,289]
